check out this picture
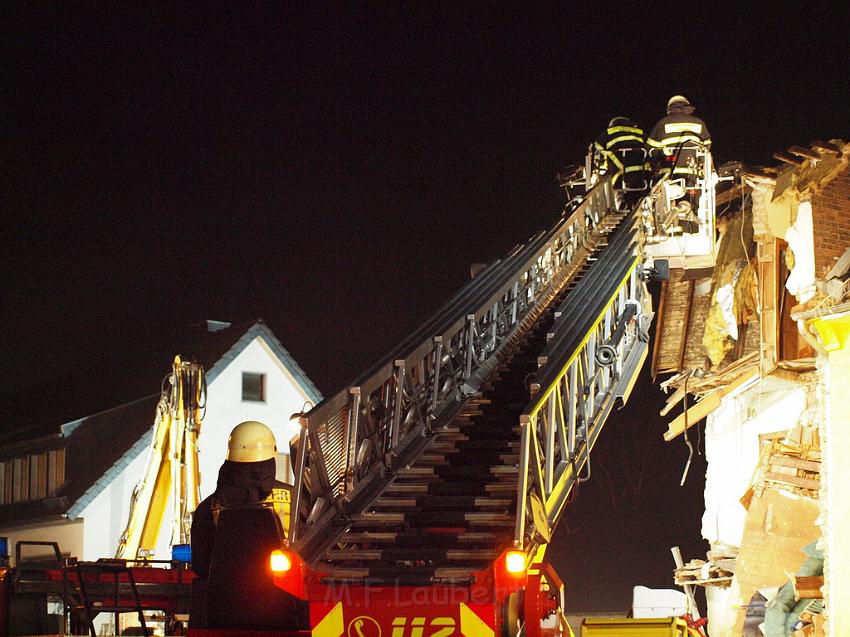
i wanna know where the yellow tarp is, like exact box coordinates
[702,260,759,367]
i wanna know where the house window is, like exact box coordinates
[242,372,266,402]
[0,448,65,506]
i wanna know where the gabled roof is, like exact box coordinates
[0,320,322,526]
[0,320,321,448]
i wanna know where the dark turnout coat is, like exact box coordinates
[190,457,281,578]
[647,104,712,182]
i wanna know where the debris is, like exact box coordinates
[792,575,824,600]
[674,557,735,587]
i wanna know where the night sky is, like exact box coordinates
[2,3,848,612]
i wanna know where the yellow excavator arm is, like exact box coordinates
[116,356,206,559]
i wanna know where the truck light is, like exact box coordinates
[505,550,526,575]
[270,549,293,573]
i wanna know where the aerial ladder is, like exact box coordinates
[186,149,717,637]
[0,150,715,637]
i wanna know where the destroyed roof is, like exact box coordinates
[748,138,849,197]
[651,206,760,379]
[656,138,850,442]
[654,139,850,381]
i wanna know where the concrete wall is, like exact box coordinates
[810,313,850,637]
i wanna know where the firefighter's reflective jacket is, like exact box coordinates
[593,117,648,189]
[190,458,290,578]
[647,106,712,182]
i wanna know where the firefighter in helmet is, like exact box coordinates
[190,420,291,578]
[647,95,712,187]
[593,116,649,204]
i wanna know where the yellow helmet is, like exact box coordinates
[226,421,277,462]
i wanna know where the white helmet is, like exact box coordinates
[667,95,691,112]
[226,421,277,462]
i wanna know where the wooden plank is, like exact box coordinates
[664,368,759,441]
[663,393,720,442]
[788,145,820,160]
[773,150,804,166]
[792,575,824,599]
[769,455,821,472]
[764,472,820,491]
[660,383,688,417]
[810,140,840,155]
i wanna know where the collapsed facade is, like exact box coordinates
[652,140,850,636]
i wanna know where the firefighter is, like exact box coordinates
[647,95,712,187]
[593,116,649,203]
[190,420,290,578]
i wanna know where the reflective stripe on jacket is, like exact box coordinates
[594,123,647,186]
[647,114,711,154]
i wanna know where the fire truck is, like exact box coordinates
[0,148,716,637]
[187,147,715,637]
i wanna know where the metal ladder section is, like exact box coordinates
[289,179,630,570]
[314,213,632,584]
[514,207,652,553]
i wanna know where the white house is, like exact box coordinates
[0,320,322,565]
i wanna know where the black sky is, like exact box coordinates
[4,3,849,395]
[1,2,846,611]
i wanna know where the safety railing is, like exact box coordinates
[514,208,653,548]
[640,147,716,263]
[289,178,621,551]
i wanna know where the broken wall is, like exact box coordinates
[701,376,810,547]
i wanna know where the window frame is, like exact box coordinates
[241,371,267,402]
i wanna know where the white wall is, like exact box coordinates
[198,336,312,497]
[80,446,148,560]
[701,376,808,547]
[0,519,83,566]
[74,334,315,561]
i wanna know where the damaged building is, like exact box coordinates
[652,140,850,636]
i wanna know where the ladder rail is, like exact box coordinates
[290,179,620,547]
[515,208,653,548]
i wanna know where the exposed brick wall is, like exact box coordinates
[811,167,850,279]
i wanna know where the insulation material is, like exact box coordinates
[702,261,759,367]
[760,185,795,241]
[749,181,776,240]
[701,376,807,548]
[784,200,816,303]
